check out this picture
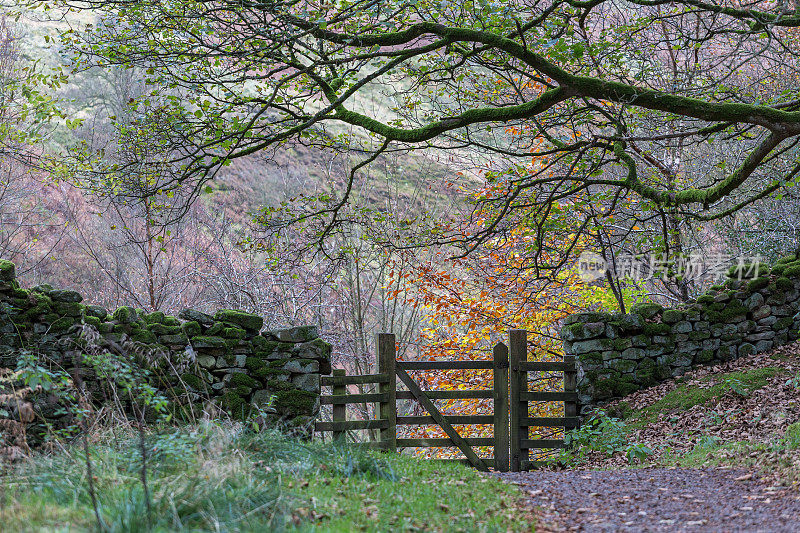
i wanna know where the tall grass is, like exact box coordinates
[1,422,532,532]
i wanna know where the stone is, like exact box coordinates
[85,305,107,320]
[745,292,765,309]
[631,302,664,319]
[0,260,15,282]
[178,308,215,326]
[197,355,216,368]
[284,359,319,373]
[569,339,606,354]
[754,340,774,353]
[190,336,227,349]
[753,305,772,320]
[757,316,778,327]
[621,347,646,360]
[674,321,692,333]
[263,325,319,343]
[662,310,684,324]
[214,309,264,332]
[564,312,606,325]
[292,373,321,392]
[235,354,247,367]
[738,343,756,357]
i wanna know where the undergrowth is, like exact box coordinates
[0,423,533,532]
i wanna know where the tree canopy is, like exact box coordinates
[39,0,800,261]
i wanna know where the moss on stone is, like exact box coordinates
[181,321,202,337]
[631,302,664,319]
[662,309,684,324]
[83,315,102,329]
[221,327,247,340]
[50,316,77,333]
[272,389,317,415]
[267,379,295,391]
[0,259,15,281]
[775,277,793,291]
[221,391,249,419]
[696,294,715,305]
[147,323,182,335]
[85,305,108,320]
[113,306,137,324]
[180,373,205,390]
[642,323,671,336]
[229,373,259,389]
[747,277,770,292]
[214,309,264,332]
[163,316,180,327]
[205,322,225,336]
[774,317,794,331]
[143,311,166,324]
[253,367,290,380]
[130,329,158,344]
[245,357,267,371]
[784,264,800,278]
[190,336,227,349]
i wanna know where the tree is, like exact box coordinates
[40,0,800,269]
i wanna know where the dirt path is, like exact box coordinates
[497,468,800,532]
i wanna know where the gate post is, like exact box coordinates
[332,369,347,442]
[563,355,579,427]
[509,329,527,472]
[377,333,397,452]
[493,342,510,472]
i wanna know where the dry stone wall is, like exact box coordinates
[0,260,331,442]
[561,255,800,414]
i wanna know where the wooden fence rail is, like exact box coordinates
[314,329,578,472]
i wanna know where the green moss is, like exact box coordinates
[642,323,671,336]
[98,322,114,334]
[245,357,267,371]
[272,389,318,415]
[254,367,290,380]
[747,276,769,292]
[83,315,102,329]
[85,305,108,320]
[221,391,249,419]
[229,373,259,389]
[130,329,158,344]
[785,264,800,278]
[593,375,639,399]
[147,323,182,335]
[163,316,180,327]
[143,311,166,325]
[181,321,202,337]
[696,349,715,363]
[696,294,715,305]
[267,379,295,391]
[49,316,77,333]
[221,327,247,340]
[631,302,663,319]
[562,322,584,339]
[180,373,205,390]
[205,322,225,336]
[773,317,794,331]
[0,259,15,281]
[214,309,264,332]
[113,306,137,324]
[706,302,748,323]
[662,309,684,324]
[577,351,603,365]
[688,330,710,341]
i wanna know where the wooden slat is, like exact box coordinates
[320,392,388,405]
[397,390,493,400]
[430,458,496,468]
[519,361,575,372]
[521,417,581,428]
[509,329,527,472]
[321,373,390,386]
[493,342,510,473]
[520,391,579,402]
[396,437,495,448]
[520,439,566,449]
[332,369,346,441]
[396,415,494,425]
[396,360,494,370]
[394,366,488,471]
[315,419,391,431]
[378,333,397,452]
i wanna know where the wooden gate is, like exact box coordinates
[315,330,578,472]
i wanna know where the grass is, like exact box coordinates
[0,423,532,532]
[621,366,785,429]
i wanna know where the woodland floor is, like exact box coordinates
[494,342,800,532]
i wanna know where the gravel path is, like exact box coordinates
[496,468,800,532]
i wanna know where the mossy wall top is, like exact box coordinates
[560,256,800,413]
[0,260,332,437]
